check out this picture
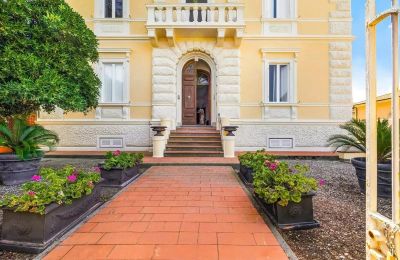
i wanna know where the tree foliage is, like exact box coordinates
[0,0,100,117]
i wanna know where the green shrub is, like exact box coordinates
[0,118,59,160]
[0,166,101,214]
[103,151,144,170]
[253,160,318,207]
[238,150,276,171]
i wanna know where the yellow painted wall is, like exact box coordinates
[62,0,349,122]
[354,100,392,120]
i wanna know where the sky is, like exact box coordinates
[352,1,394,102]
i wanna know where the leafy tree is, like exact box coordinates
[0,0,100,118]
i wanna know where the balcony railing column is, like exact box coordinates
[201,7,206,23]
[209,8,215,23]
[176,7,182,23]
[236,7,243,23]
[193,6,199,23]
[166,6,173,23]
[155,8,162,23]
[148,6,155,23]
[218,6,225,24]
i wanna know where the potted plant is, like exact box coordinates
[0,166,102,253]
[253,159,320,230]
[328,119,392,198]
[0,118,59,185]
[238,150,275,184]
[99,150,144,187]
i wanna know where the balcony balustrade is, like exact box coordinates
[146,3,245,47]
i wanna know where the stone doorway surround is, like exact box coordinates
[152,41,241,126]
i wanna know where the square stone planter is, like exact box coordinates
[0,183,103,253]
[254,193,320,230]
[99,164,141,198]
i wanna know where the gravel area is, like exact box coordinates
[0,158,392,260]
[281,159,391,260]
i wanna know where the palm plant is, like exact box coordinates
[328,119,392,163]
[0,118,59,160]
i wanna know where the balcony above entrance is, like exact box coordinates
[146,2,245,47]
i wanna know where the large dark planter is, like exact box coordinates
[99,164,140,188]
[255,193,320,230]
[0,183,103,253]
[0,154,41,185]
[239,164,254,185]
[351,157,391,198]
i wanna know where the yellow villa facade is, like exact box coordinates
[38,0,353,152]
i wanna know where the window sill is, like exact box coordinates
[262,102,297,107]
[98,103,131,107]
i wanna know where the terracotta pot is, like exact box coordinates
[26,114,37,126]
[0,147,12,154]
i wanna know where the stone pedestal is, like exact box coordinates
[153,136,166,158]
[222,136,235,158]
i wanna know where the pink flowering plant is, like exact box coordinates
[0,166,101,214]
[238,150,276,171]
[102,151,144,171]
[254,160,318,207]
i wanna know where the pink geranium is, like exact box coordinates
[265,160,278,171]
[31,175,41,182]
[319,179,326,186]
[112,150,121,156]
[27,191,36,197]
[67,174,77,183]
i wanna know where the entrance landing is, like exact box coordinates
[43,166,288,260]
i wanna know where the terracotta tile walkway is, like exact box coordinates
[43,166,288,260]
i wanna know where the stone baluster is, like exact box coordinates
[209,8,214,23]
[193,6,199,23]
[218,6,225,24]
[166,7,173,23]
[228,7,234,23]
[201,7,207,23]
[236,7,243,23]
[148,6,155,23]
[176,7,182,23]
[155,8,161,23]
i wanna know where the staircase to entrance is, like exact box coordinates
[165,126,224,157]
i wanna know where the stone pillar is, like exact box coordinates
[222,136,235,158]
[152,136,165,158]
[329,0,353,120]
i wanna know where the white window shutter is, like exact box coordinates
[277,0,290,18]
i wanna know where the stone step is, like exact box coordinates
[166,145,223,151]
[165,151,224,157]
[168,140,223,146]
[168,136,221,142]
[170,132,221,137]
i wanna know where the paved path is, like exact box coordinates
[44,166,288,260]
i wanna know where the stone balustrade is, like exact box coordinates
[147,3,244,27]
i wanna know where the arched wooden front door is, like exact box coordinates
[182,61,197,125]
[182,60,211,125]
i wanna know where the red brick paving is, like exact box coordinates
[43,166,288,260]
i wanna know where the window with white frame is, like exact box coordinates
[265,0,291,19]
[267,63,290,103]
[100,62,127,103]
[104,0,123,18]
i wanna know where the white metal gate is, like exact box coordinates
[366,1,400,259]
